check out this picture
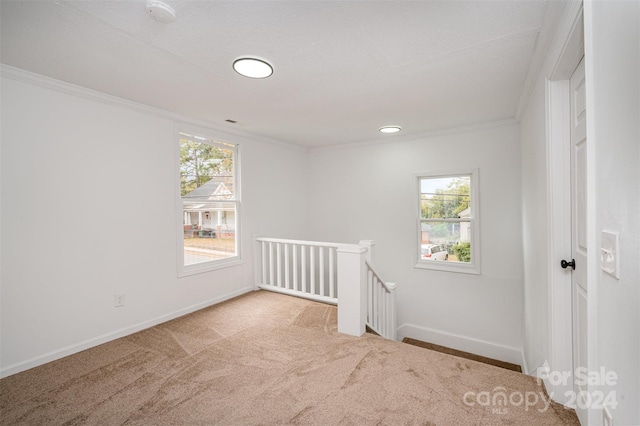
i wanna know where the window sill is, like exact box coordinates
[414,260,480,275]
[178,256,244,278]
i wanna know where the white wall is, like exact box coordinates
[0,69,309,376]
[585,1,640,424]
[519,75,549,374]
[307,123,525,364]
[519,1,639,423]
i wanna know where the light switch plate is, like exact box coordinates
[600,231,620,279]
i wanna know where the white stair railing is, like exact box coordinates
[358,240,397,340]
[255,237,341,305]
[365,261,397,340]
[254,236,397,340]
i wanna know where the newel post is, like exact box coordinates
[336,244,368,337]
[359,240,376,265]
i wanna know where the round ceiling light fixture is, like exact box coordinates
[146,0,176,23]
[233,57,273,79]
[379,125,402,134]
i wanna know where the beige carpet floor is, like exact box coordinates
[1,290,579,425]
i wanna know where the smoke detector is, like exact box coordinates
[146,1,175,23]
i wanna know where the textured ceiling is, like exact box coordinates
[0,0,553,147]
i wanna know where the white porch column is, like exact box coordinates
[198,211,203,227]
[336,244,368,337]
[217,210,223,225]
[359,240,376,265]
[184,211,191,225]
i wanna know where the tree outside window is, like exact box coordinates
[417,171,479,274]
[178,132,239,273]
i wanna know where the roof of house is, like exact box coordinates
[183,177,233,200]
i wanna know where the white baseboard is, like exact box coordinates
[397,323,524,367]
[521,351,531,375]
[0,286,254,379]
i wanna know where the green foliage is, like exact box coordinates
[180,139,233,196]
[453,242,471,263]
[421,177,470,219]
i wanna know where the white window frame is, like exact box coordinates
[176,125,242,277]
[414,168,480,275]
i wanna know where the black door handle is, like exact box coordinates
[561,259,576,270]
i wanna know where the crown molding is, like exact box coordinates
[1,64,520,154]
[0,64,306,153]
[311,118,518,153]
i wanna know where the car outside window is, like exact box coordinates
[416,170,480,274]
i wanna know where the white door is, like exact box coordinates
[569,57,588,425]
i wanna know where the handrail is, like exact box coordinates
[254,236,397,340]
[256,236,346,249]
[365,261,397,340]
[365,261,395,293]
[254,237,342,305]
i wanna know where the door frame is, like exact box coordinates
[545,3,584,406]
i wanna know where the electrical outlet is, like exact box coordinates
[114,293,125,308]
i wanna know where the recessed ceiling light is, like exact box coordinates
[146,1,176,23]
[233,57,273,79]
[379,125,402,134]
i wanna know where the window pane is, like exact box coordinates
[183,202,236,265]
[180,136,234,201]
[420,220,471,263]
[420,176,470,219]
[179,133,237,269]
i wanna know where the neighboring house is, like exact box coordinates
[420,224,430,244]
[420,209,469,246]
[458,207,471,243]
[182,177,235,237]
